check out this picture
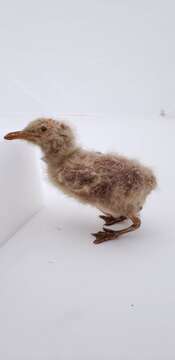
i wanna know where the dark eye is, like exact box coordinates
[41,126,47,132]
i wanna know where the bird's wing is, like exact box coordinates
[60,165,97,190]
[60,160,116,202]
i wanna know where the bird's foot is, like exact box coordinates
[92,227,120,244]
[99,215,127,226]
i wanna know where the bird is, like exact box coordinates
[4,118,157,244]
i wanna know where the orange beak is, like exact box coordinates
[4,131,31,141]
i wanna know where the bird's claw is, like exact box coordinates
[99,215,117,226]
[99,215,126,226]
[92,227,119,244]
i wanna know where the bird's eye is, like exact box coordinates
[41,126,47,132]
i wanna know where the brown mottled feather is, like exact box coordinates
[7,118,157,218]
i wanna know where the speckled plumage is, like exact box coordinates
[4,118,157,243]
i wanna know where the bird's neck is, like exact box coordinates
[42,145,80,168]
[40,136,75,164]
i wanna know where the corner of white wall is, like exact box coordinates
[0,130,43,245]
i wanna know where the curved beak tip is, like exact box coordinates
[4,131,22,140]
[4,133,11,140]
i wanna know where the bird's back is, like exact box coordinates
[47,149,157,215]
[92,154,157,194]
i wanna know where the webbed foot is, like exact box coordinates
[92,227,120,244]
[99,215,127,226]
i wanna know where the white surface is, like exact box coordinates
[0,116,174,359]
[0,199,173,360]
[0,0,175,127]
[0,132,43,244]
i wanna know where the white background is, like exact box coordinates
[1,0,175,128]
[0,1,175,359]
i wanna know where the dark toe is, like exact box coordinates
[99,215,127,226]
[99,215,106,220]
[99,215,116,226]
[92,231,109,244]
[92,228,120,244]
[103,227,116,233]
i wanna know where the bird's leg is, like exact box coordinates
[99,214,127,226]
[92,215,141,244]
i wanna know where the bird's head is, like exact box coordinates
[4,118,76,158]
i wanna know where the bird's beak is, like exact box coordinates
[4,131,31,141]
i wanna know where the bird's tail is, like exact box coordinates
[146,171,157,192]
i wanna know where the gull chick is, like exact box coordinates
[4,118,157,244]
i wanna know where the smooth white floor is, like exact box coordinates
[0,116,175,359]
[0,187,174,360]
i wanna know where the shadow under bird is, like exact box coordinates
[4,118,157,244]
